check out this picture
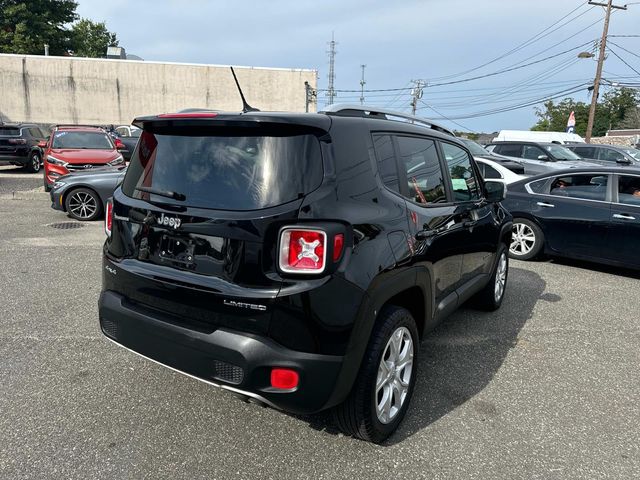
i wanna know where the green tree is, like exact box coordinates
[70,18,118,58]
[531,88,640,136]
[0,0,78,55]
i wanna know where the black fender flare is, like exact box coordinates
[323,266,432,409]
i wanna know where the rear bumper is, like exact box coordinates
[0,153,28,164]
[98,290,344,414]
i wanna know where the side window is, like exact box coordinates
[441,142,480,202]
[116,127,129,137]
[480,162,502,179]
[373,134,400,194]
[523,145,545,160]
[528,178,550,194]
[617,175,640,205]
[396,136,446,204]
[495,144,523,158]
[598,148,624,162]
[549,174,608,201]
[573,146,595,158]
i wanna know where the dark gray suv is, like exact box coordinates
[565,143,640,166]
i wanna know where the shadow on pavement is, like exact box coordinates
[544,256,640,280]
[300,266,546,445]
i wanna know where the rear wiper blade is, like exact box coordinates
[135,186,186,201]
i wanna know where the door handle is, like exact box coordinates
[415,229,437,240]
[536,202,555,208]
[613,213,636,220]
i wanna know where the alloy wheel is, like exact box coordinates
[31,153,41,172]
[510,222,536,256]
[494,252,507,302]
[375,326,414,424]
[68,191,97,220]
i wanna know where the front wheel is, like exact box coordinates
[24,152,41,173]
[64,188,102,221]
[472,247,508,311]
[333,306,418,443]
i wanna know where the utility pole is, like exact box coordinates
[585,0,627,143]
[410,80,425,116]
[304,81,317,112]
[326,33,338,106]
[359,65,366,105]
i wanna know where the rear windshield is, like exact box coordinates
[0,127,20,136]
[52,131,114,149]
[122,126,324,211]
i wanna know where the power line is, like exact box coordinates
[425,1,592,81]
[607,39,640,59]
[419,100,476,132]
[606,44,640,76]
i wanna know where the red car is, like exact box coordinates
[42,125,126,191]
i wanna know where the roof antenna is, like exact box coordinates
[230,67,259,113]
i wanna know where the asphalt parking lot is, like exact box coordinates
[1,166,639,479]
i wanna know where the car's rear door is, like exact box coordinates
[604,174,640,268]
[392,134,464,314]
[531,173,612,258]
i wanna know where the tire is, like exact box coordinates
[64,188,102,221]
[471,246,508,311]
[333,305,419,443]
[510,218,544,260]
[43,175,51,192]
[24,152,41,173]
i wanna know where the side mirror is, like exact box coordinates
[114,139,126,150]
[616,158,632,165]
[537,155,549,161]
[484,180,506,203]
[37,140,47,148]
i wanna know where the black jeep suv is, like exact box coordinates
[0,123,48,173]
[99,105,512,443]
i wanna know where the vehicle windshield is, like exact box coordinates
[461,139,489,156]
[543,144,581,160]
[622,148,640,160]
[122,125,324,211]
[52,131,114,149]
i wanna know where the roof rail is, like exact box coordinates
[54,124,107,130]
[319,104,455,137]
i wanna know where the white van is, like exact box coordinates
[493,130,585,145]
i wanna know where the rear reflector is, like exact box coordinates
[157,112,218,118]
[105,200,113,237]
[333,233,344,262]
[270,368,299,390]
[279,228,326,273]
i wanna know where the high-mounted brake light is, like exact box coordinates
[270,368,299,390]
[105,200,113,237]
[157,112,218,118]
[279,228,327,273]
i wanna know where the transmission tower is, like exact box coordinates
[359,64,366,105]
[326,33,338,105]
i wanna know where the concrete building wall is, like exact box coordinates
[0,54,317,125]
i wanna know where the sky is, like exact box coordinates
[75,0,640,133]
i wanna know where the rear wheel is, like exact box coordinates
[24,152,41,173]
[64,188,102,221]
[333,306,418,443]
[510,218,544,260]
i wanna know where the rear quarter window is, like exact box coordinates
[122,126,324,211]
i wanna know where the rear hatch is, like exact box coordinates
[0,127,21,156]
[105,114,329,334]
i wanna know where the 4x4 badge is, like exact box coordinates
[157,213,182,229]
